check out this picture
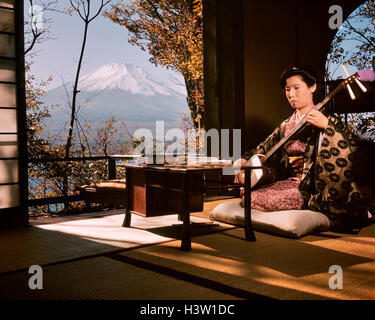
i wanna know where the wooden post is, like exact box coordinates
[181,172,192,251]
[108,157,117,180]
[244,169,256,241]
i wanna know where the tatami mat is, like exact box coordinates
[0,256,239,300]
[0,208,232,275]
[118,226,375,300]
[1,198,374,300]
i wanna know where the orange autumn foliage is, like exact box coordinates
[104,0,203,128]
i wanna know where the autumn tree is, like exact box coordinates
[65,0,111,159]
[24,1,60,213]
[104,0,203,128]
[24,0,56,154]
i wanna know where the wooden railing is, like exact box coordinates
[27,155,138,208]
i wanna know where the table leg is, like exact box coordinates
[123,207,131,227]
[122,168,132,228]
[244,169,256,241]
[181,172,191,251]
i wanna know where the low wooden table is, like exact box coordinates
[122,163,258,251]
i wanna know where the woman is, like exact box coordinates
[235,67,367,232]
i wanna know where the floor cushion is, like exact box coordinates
[210,200,330,238]
[90,179,126,190]
[77,179,127,207]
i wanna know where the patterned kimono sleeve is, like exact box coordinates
[241,120,287,160]
[307,114,366,232]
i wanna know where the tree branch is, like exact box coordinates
[345,19,375,49]
[88,0,112,23]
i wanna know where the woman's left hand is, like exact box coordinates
[307,109,329,130]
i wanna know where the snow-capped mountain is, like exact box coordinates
[78,62,186,96]
[42,62,188,130]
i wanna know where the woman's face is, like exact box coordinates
[285,75,316,110]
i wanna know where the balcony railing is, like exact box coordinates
[27,155,138,208]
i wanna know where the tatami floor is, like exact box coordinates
[0,199,374,301]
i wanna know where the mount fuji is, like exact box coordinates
[42,62,188,131]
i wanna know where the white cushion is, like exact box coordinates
[209,201,330,238]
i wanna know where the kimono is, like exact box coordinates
[242,111,367,233]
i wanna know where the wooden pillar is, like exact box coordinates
[202,0,244,157]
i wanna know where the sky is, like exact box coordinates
[24,0,184,90]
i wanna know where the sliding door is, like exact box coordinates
[0,0,28,228]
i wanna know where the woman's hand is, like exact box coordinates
[233,158,247,184]
[307,109,329,130]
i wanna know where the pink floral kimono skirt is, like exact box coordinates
[248,113,308,211]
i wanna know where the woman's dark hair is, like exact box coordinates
[280,67,317,88]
